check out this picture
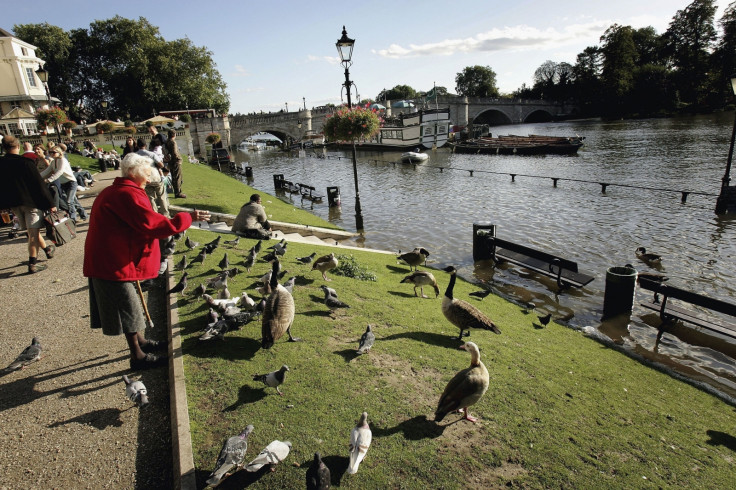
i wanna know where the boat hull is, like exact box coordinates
[451,135,584,155]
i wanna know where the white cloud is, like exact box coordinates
[306,54,341,65]
[373,22,609,58]
[231,65,251,77]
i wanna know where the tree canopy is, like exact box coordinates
[455,65,499,97]
[375,85,418,102]
[13,16,229,121]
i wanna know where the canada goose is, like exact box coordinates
[348,411,372,474]
[435,341,490,424]
[400,271,440,298]
[261,259,299,348]
[312,253,339,281]
[397,247,430,271]
[635,247,662,264]
[441,266,501,340]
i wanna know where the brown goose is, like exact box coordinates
[400,271,440,298]
[435,341,490,423]
[312,252,338,281]
[261,259,299,349]
[441,266,501,340]
[397,247,430,271]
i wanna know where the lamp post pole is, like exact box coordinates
[716,76,736,215]
[101,100,113,148]
[337,25,364,231]
[35,65,61,143]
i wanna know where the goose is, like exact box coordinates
[435,341,490,424]
[261,259,299,348]
[397,247,430,271]
[400,271,439,298]
[635,247,662,264]
[348,411,372,474]
[312,253,339,281]
[441,266,501,340]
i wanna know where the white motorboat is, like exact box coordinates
[400,151,429,163]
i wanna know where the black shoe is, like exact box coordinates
[130,353,168,370]
[141,339,168,353]
[44,244,56,259]
[28,263,47,274]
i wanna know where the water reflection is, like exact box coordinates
[228,114,736,398]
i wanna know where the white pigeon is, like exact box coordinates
[240,291,256,309]
[203,293,241,310]
[245,440,292,472]
[5,337,42,371]
[122,375,149,408]
[348,411,372,474]
[206,425,254,486]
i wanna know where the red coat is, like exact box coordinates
[83,177,192,281]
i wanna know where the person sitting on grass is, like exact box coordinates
[231,193,272,240]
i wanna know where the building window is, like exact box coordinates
[21,47,28,56]
[7,123,21,136]
[24,122,38,134]
[424,126,433,136]
[26,67,37,87]
[438,125,446,134]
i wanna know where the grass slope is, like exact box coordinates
[172,229,736,489]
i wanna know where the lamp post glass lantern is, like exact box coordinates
[716,75,736,214]
[336,25,364,231]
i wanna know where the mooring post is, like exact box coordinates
[552,178,559,187]
[439,167,444,172]
[469,170,474,177]
[600,183,609,193]
[681,192,690,204]
[510,174,516,182]
[472,222,495,262]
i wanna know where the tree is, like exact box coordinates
[375,85,418,102]
[455,65,499,97]
[712,2,736,103]
[599,24,638,113]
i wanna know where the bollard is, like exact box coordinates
[327,186,341,207]
[245,166,253,178]
[273,174,284,191]
[472,222,495,262]
[602,265,637,320]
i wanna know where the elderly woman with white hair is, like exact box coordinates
[83,153,210,370]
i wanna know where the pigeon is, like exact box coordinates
[267,238,286,251]
[243,251,256,272]
[240,291,256,309]
[245,440,292,472]
[296,252,317,264]
[224,310,257,330]
[174,255,188,271]
[282,277,296,294]
[200,319,229,340]
[253,239,263,254]
[223,236,240,247]
[192,249,207,265]
[5,337,42,371]
[167,272,188,295]
[206,235,222,249]
[348,412,372,474]
[191,283,206,298]
[185,236,199,250]
[356,325,375,355]
[206,425,254,487]
[218,287,231,300]
[469,289,492,299]
[208,272,228,290]
[161,237,176,257]
[260,269,274,286]
[207,307,219,325]
[321,285,338,298]
[254,298,266,315]
[122,375,149,408]
[203,293,241,310]
[204,242,219,254]
[224,267,242,278]
[306,452,331,490]
[537,312,552,327]
[218,253,230,271]
[322,285,350,310]
[252,364,289,395]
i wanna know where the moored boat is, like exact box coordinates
[400,151,429,163]
[451,134,584,155]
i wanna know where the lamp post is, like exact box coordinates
[336,25,364,231]
[285,102,289,113]
[100,100,114,147]
[716,76,736,215]
[303,97,306,110]
[35,65,62,143]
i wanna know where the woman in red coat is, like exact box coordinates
[84,153,210,370]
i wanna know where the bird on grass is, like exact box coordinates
[267,238,286,251]
[191,283,206,298]
[536,312,552,328]
[306,452,331,490]
[224,267,242,278]
[122,375,149,408]
[218,253,229,271]
[200,319,229,341]
[282,277,296,295]
[312,253,338,281]
[435,341,490,424]
[5,337,42,371]
[397,247,430,271]
[252,364,289,395]
[240,291,256,309]
[205,235,222,249]
[262,259,299,348]
[218,287,231,300]
[167,272,188,295]
[635,247,662,265]
[400,271,439,298]
[243,250,256,272]
[296,252,317,264]
[207,272,228,290]
[469,288,492,300]
[441,266,501,340]
[223,236,240,247]
[174,255,187,271]
[356,325,375,355]
[206,425,254,487]
[253,239,263,254]
[263,243,288,263]
[246,440,292,473]
[191,249,207,265]
[321,285,350,310]
[348,412,372,475]
[185,236,199,250]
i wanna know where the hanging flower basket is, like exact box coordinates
[96,122,114,133]
[36,107,68,130]
[62,120,77,130]
[206,132,221,145]
[322,106,381,142]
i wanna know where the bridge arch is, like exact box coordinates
[472,109,513,126]
[523,109,554,123]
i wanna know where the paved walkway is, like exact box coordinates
[0,170,173,488]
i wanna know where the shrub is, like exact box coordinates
[206,132,221,144]
[95,122,114,133]
[332,254,377,281]
[124,119,134,128]
[62,120,77,130]
[179,114,192,123]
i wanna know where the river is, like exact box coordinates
[228,112,736,399]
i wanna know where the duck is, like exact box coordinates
[400,271,440,298]
[397,247,430,271]
[348,411,372,474]
[312,253,339,281]
[435,341,490,424]
[635,247,662,265]
[261,259,299,348]
[441,266,501,340]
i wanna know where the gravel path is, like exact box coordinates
[0,171,173,489]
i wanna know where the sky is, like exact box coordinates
[6,0,733,114]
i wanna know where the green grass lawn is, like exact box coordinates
[172,228,736,489]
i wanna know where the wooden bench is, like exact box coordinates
[476,229,595,289]
[638,278,736,339]
[297,183,324,202]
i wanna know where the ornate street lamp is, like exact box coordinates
[35,65,62,143]
[716,76,736,214]
[100,100,114,147]
[336,25,364,231]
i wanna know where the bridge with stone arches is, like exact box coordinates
[227,96,579,145]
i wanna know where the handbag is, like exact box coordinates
[44,210,77,246]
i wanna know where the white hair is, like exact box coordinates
[121,153,153,181]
